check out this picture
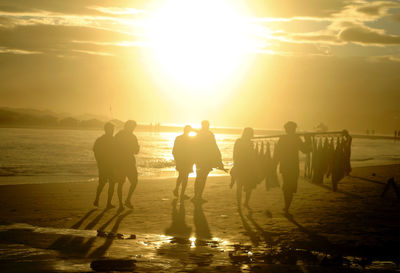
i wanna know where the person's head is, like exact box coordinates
[241,127,254,140]
[201,120,210,130]
[124,120,137,132]
[104,122,114,136]
[284,121,297,135]
[183,125,192,135]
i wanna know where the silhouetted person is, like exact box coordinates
[342,129,352,176]
[114,120,140,210]
[172,125,195,201]
[274,121,311,215]
[93,122,115,208]
[193,120,224,202]
[232,127,259,208]
[395,130,398,142]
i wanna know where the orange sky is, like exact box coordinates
[0,0,400,133]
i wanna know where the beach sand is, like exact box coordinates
[0,164,400,272]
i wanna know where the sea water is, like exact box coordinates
[0,127,399,185]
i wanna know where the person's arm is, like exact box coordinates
[212,134,224,168]
[233,139,239,164]
[172,137,178,160]
[93,138,100,162]
[133,135,140,154]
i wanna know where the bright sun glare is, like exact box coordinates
[143,0,258,94]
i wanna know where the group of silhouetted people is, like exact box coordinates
[93,120,325,215]
[93,120,139,210]
[172,120,225,202]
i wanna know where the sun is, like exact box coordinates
[142,0,258,95]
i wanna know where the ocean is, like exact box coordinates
[0,127,399,185]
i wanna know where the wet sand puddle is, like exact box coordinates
[0,223,399,272]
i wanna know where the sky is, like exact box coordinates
[0,0,400,133]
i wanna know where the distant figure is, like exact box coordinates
[342,129,352,176]
[193,120,224,202]
[274,121,311,215]
[93,122,115,208]
[232,127,259,208]
[395,130,398,142]
[172,125,195,201]
[114,120,140,210]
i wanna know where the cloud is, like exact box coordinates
[356,1,399,17]
[0,46,41,54]
[288,33,341,44]
[0,24,134,54]
[339,24,400,45]
[368,55,400,62]
[0,0,148,16]
[72,49,113,56]
[87,6,145,15]
[248,0,350,18]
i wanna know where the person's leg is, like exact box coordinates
[94,173,106,207]
[196,170,209,200]
[179,172,190,200]
[244,189,252,208]
[106,181,115,208]
[283,191,293,213]
[115,171,125,209]
[236,181,242,208]
[173,173,182,197]
[125,170,138,208]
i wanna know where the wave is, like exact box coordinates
[137,158,175,169]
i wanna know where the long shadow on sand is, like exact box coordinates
[70,209,97,229]
[238,207,261,246]
[49,207,130,258]
[89,210,132,258]
[309,181,362,199]
[246,208,275,246]
[165,199,192,239]
[350,175,385,185]
[193,202,212,240]
[284,214,335,253]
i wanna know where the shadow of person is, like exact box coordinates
[246,208,275,246]
[310,182,362,199]
[48,209,98,254]
[88,210,132,258]
[193,202,212,241]
[284,214,333,251]
[71,209,97,229]
[165,199,192,240]
[238,208,260,246]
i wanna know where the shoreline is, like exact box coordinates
[0,163,398,187]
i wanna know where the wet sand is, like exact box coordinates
[0,164,400,272]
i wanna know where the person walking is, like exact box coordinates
[172,125,195,201]
[274,121,311,215]
[192,120,224,203]
[93,122,115,208]
[231,127,260,208]
[114,120,140,210]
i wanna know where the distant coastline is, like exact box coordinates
[1,106,398,139]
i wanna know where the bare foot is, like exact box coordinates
[106,204,115,210]
[180,194,190,201]
[124,201,133,209]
